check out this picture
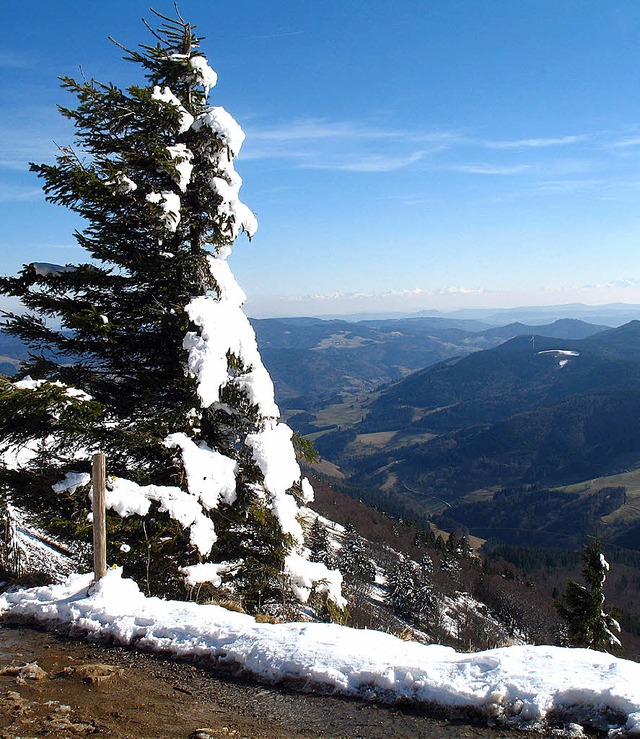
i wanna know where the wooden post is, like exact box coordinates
[92,452,107,581]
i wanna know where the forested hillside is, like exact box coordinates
[304,322,640,552]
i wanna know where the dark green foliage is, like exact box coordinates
[0,486,21,578]
[555,538,622,653]
[307,516,334,568]
[384,553,437,626]
[436,486,627,550]
[338,523,375,585]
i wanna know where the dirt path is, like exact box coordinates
[0,622,551,738]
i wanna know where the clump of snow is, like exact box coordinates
[166,144,194,192]
[104,477,216,556]
[193,107,246,157]
[190,107,257,239]
[164,432,237,509]
[285,552,345,607]
[183,258,278,418]
[2,568,640,735]
[208,160,258,239]
[538,350,580,357]
[107,172,137,194]
[152,85,194,133]
[0,439,40,472]
[189,55,218,96]
[180,561,232,587]
[30,263,76,277]
[246,421,303,542]
[52,471,91,495]
[301,478,314,504]
[246,422,299,497]
[12,377,93,402]
[146,191,181,232]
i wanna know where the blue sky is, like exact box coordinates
[3,1,640,317]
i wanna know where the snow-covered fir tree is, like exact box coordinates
[0,9,341,614]
[307,516,335,567]
[0,491,21,578]
[339,523,375,585]
[555,537,621,653]
[385,553,437,626]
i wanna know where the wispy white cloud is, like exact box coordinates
[450,163,531,175]
[245,30,305,40]
[301,150,429,172]
[287,287,427,302]
[484,134,590,150]
[581,277,640,290]
[533,178,602,194]
[242,118,458,172]
[0,109,73,171]
[0,51,32,70]
[285,286,491,303]
[0,185,43,202]
[436,286,485,296]
[247,119,403,143]
[607,136,640,149]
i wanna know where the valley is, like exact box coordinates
[257,316,640,554]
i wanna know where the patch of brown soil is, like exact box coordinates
[0,623,547,738]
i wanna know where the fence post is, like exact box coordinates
[92,452,107,581]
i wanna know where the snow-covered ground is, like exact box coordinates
[1,568,639,735]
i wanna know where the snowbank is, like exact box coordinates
[1,569,639,734]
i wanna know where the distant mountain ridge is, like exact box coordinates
[0,315,610,413]
[300,302,640,326]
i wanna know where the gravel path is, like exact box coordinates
[0,623,553,738]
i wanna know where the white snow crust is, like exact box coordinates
[146,191,181,232]
[2,568,639,734]
[193,106,246,156]
[189,55,218,95]
[5,506,77,583]
[164,432,237,509]
[104,477,216,556]
[285,552,345,607]
[166,144,194,192]
[246,421,303,542]
[208,162,258,239]
[184,257,278,417]
[179,561,231,587]
[152,85,194,133]
[52,471,91,495]
[12,377,93,402]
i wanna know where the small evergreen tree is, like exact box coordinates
[555,537,621,653]
[384,555,415,619]
[0,9,340,614]
[307,516,335,567]
[338,523,375,585]
[0,487,21,578]
[385,554,437,626]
